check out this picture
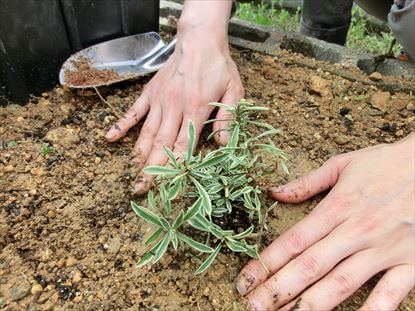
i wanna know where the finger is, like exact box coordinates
[133,111,182,195]
[106,94,150,142]
[279,248,390,311]
[213,85,244,145]
[172,114,207,160]
[268,155,351,203]
[131,106,162,169]
[246,223,365,309]
[236,196,342,296]
[359,264,414,311]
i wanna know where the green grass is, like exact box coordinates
[347,7,400,55]
[236,2,400,56]
[236,0,300,32]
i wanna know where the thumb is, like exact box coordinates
[213,85,244,146]
[269,155,351,203]
[106,94,150,142]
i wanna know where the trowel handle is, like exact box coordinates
[153,36,177,60]
[140,36,177,71]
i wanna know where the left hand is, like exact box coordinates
[236,133,415,310]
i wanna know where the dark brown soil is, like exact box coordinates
[1,48,414,310]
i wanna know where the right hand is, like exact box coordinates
[106,1,244,195]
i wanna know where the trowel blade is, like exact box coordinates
[59,32,166,88]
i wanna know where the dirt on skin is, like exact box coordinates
[0,48,414,310]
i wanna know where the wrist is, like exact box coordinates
[177,0,232,47]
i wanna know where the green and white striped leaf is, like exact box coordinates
[143,166,182,176]
[152,234,170,263]
[163,145,178,167]
[191,177,212,215]
[145,228,164,246]
[184,198,203,222]
[193,153,228,171]
[172,210,185,230]
[232,226,254,239]
[136,251,154,267]
[186,121,196,162]
[228,125,240,148]
[195,244,222,275]
[131,201,163,227]
[168,181,183,200]
[177,232,213,253]
[148,191,157,211]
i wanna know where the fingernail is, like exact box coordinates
[269,186,285,193]
[236,273,252,296]
[248,298,263,311]
[105,128,117,140]
[236,282,246,296]
[133,175,151,196]
[133,183,148,196]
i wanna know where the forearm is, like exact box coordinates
[178,0,233,48]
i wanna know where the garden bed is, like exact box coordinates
[1,48,414,310]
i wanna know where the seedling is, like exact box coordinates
[132,100,289,274]
[40,143,55,157]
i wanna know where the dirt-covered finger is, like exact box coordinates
[106,94,150,142]
[359,264,414,311]
[212,85,244,146]
[268,155,351,203]
[131,106,162,169]
[280,248,391,311]
[245,223,366,309]
[236,202,341,297]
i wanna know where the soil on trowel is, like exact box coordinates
[64,56,122,87]
[1,48,414,310]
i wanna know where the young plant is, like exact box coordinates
[40,143,55,157]
[131,99,289,274]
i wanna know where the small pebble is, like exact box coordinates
[47,210,56,218]
[73,295,83,303]
[369,72,382,81]
[395,129,404,137]
[65,257,77,267]
[203,287,210,296]
[4,165,14,173]
[334,135,349,146]
[107,237,121,254]
[344,114,354,122]
[406,103,415,112]
[72,270,82,284]
[94,157,101,164]
[31,284,43,295]
[103,115,116,124]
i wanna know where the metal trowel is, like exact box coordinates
[59,32,176,88]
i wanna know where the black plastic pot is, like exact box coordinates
[0,0,159,105]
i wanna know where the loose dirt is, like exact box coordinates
[64,57,122,87]
[1,48,414,310]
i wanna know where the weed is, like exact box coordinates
[40,143,55,157]
[131,100,288,274]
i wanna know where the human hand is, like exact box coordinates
[106,1,243,195]
[237,133,415,310]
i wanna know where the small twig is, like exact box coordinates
[93,87,122,119]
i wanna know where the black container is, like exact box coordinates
[0,0,159,105]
